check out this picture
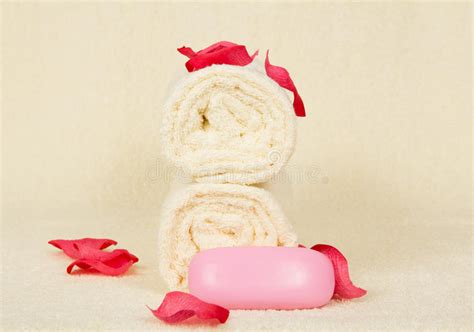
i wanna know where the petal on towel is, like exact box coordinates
[265,50,306,117]
[48,238,117,258]
[178,41,257,72]
[66,249,138,276]
[311,244,367,299]
[148,291,229,324]
[177,46,197,58]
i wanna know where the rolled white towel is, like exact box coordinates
[158,183,298,290]
[161,63,296,185]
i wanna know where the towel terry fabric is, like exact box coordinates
[158,183,298,290]
[161,63,296,185]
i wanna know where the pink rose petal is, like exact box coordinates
[177,41,306,117]
[265,50,306,117]
[177,46,196,58]
[67,258,133,276]
[48,238,117,258]
[49,237,138,276]
[178,41,257,72]
[67,249,138,276]
[148,291,229,324]
[311,244,367,300]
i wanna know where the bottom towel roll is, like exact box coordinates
[158,183,298,290]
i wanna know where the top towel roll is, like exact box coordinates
[161,63,296,184]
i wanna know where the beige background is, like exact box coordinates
[1,2,472,331]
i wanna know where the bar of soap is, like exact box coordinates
[188,246,335,310]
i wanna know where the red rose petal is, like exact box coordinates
[49,237,138,276]
[67,249,138,276]
[148,291,229,324]
[48,238,117,258]
[177,41,306,117]
[196,41,241,54]
[178,41,257,72]
[73,245,139,264]
[67,258,134,276]
[265,50,306,117]
[177,46,196,58]
[311,244,367,300]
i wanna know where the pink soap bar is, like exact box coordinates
[188,247,335,310]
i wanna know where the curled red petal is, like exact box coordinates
[67,259,134,276]
[178,41,257,72]
[311,244,367,299]
[74,245,139,263]
[148,291,229,324]
[48,238,117,258]
[250,49,259,60]
[66,249,138,276]
[185,45,255,72]
[196,41,240,55]
[177,47,196,58]
[265,50,306,117]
